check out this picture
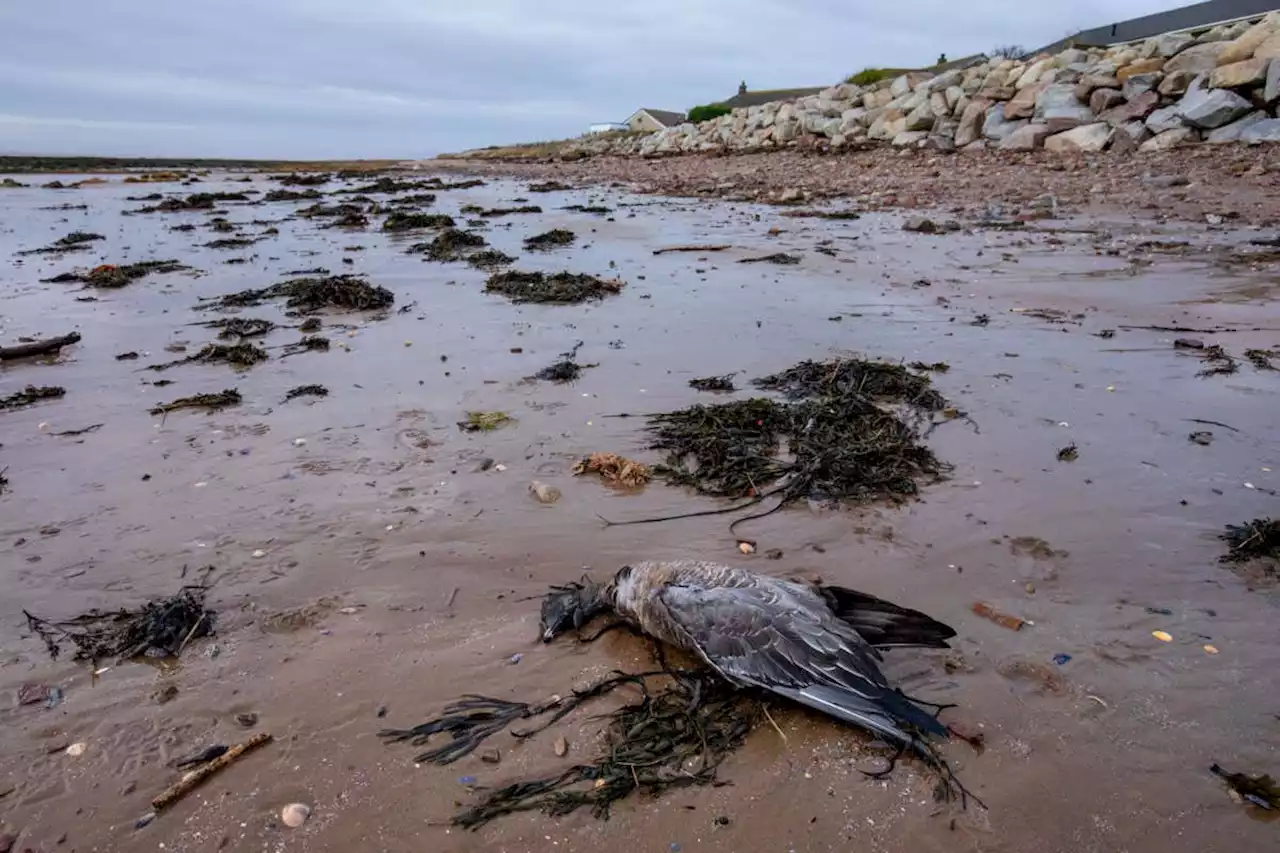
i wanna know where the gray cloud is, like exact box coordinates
[0,0,1179,158]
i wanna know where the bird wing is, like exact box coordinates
[655,581,946,745]
[815,584,956,649]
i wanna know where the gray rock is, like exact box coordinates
[1207,111,1269,143]
[1240,118,1280,142]
[1101,91,1160,127]
[1045,123,1113,152]
[1122,73,1162,100]
[1267,58,1280,103]
[1090,88,1125,113]
[1158,70,1199,97]
[926,69,965,92]
[1139,128,1199,151]
[1146,105,1184,133]
[999,123,1052,150]
[982,104,1027,141]
[954,100,989,147]
[891,130,929,147]
[530,481,561,504]
[1075,74,1120,99]
[1155,32,1197,57]
[1164,42,1228,74]
[945,85,965,110]
[890,74,913,97]
[1111,121,1153,154]
[1177,87,1252,129]
[1033,83,1095,130]
[1210,58,1270,89]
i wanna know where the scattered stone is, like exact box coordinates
[530,482,561,504]
[234,712,259,728]
[903,216,959,234]
[553,736,569,757]
[153,684,179,705]
[281,803,311,828]
[1045,123,1113,152]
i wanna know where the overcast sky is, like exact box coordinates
[0,1,1183,159]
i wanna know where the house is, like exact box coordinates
[625,109,687,132]
[1030,0,1278,54]
[717,81,825,110]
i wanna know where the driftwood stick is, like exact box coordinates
[152,732,272,811]
[0,332,82,361]
[652,245,731,255]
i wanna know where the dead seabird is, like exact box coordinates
[540,560,957,756]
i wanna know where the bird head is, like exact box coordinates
[539,576,611,642]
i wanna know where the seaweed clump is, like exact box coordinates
[199,275,393,314]
[485,271,623,305]
[383,211,455,232]
[689,374,736,392]
[458,411,513,432]
[146,343,268,371]
[1219,518,1279,575]
[16,231,104,255]
[627,357,949,530]
[264,188,323,202]
[481,205,542,217]
[379,669,756,828]
[284,384,329,401]
[408,228,487,261]
[524,229,575,251]
[466,250,515,270]
[43,260,187,288]
[24,585,214,666]
[338,177,439,195]
[1,385,65,412]
[198,317,275,339]
[149,388,242,415]
[133,192,248,213]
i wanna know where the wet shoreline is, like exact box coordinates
[1,171,1278,852]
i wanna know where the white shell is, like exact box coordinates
[281,803,311,828]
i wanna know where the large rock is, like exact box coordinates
[945,85,965,111]
[999,123,1052,150]
[954,99,990,147]
[1045,123,1113,152]
[1075,74,1120,99]
[1178,87,1253,129]
[1139,128,1198,151]
[1117,58,1165,81]
[982,103,1027,141]
[1206,111,1269,143]
[1241,118,1280,142]
[1016,59,1051,89]
[1122,73,1162,100]
[978,86,1015,101]
[890,74,914,97]
[1210,57,1270,89]
[1165,42,1228,74]
[1111,120,1153,154]
[1090,88,1125,113]
[929,91,949,115]
[926,69,965,92]
[1217,15,1279,65]
[1004,83,1043,119]
[1267,58,1280,103]
[1257,32,1280,61]
[1146,105,1184,133]
[891,130,929,147]
[904,102,936,132]
[1158,69,1199,97]
[1155,32,1197,58]
[1101,90,1159,126]
[1034,84,1094,131]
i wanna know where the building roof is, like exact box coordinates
[634,108,687,127]
[1029,0,1276,55]
[718,87,825,109]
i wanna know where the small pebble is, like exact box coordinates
[1152,630,1173,643]
[281,803,311,828]
[554,736,569,757]
[251,549,266,558]
[66,742,87,757]
[481,749,501,764]
[1204,644,1220,655]
[294,438,307,447]
[134,811,156,830]
[509,653,523,665]
[234,712,258,728]
[376,705,388,718]
[738,541,755,555]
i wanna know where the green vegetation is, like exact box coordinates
[845,67,900,86]
[687,103,732,124]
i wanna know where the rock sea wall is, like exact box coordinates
[564,13,1280,159]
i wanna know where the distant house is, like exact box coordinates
[625,109,687,132]
[588,122,628,134]
[717,81,825,110]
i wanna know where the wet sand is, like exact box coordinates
[1,173,1279,853]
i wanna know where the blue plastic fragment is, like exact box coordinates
[459,775,477,785]
[1052,653,1071,666]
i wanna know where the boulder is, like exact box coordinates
[1139,127,1199,151]
[1117,58,1165,81]
[926,69,965,92]
[1016,59,1051,89]
[1075,74,1120,99]
[904,102,936,132]
[1045,123,1113,152]
[929,91,949,115]
[1155,32,1197,58]
[1256,32,1280,61]
[1122,73,1162,100]
[954,99,991,147]
[1146,105,1184,133]
[1216,16,1279,65]
[999,123,1052,150]
[1100,90,1159,126]
[1241,118,1280,142]
[1158,70,1199,96]
[978,86,1016,101]
[1090,88,1125,113]
[1267,58,1280,103]
[945,85,965,110]
[1164,42,1228,74]
[891,130,929,147]
[1005,83,1044,119]
[982,104,1027,141]
[1034,84,1094,131]
[890,74,914,97]
[1177,87,1253,129]
[1111,121,1153,154]
[1210,57,1270,89]
[1206,111,1269,143]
